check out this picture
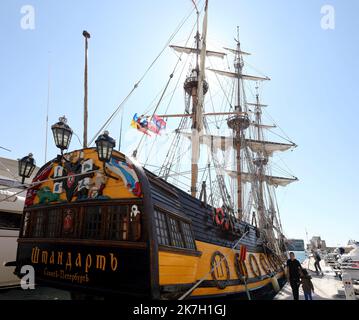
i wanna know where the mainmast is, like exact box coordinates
[194,2,200,72]
[164,0,228,195]
[187,0,209,197]
[227,29,250,220]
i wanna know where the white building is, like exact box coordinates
[0,156,37,288]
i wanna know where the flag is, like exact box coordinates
[130,113,139,129]
[148,115,166,135]
[131,113,166,136]
[131,113,150,135]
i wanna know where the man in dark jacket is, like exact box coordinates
[313,250,323,275]
[287,252,302,300]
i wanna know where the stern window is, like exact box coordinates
[154,210,170,246]
[24,203,142,241]
[83,207,103,239]
[46,209,62,237]
[168,217,185,248]
[154,209,196,250]
[181,222,196,249]
[33,211,44,237]
[108,206,129,241]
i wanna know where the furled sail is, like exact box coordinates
[169,45,225,59]
[245,139,296,156]
[267,176,298,187]
[246,102,268,108]
[225,171,253,183]
[180,132,234,152]
[226,170,298,187]
[181,134,294,156]
[223,47,251,56]
[207,68,270,81]
[250,123,276,129]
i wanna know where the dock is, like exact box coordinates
[274,258,359,300]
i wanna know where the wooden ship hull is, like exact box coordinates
[15,148,286,299]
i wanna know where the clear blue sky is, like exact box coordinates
[0,0,358,246]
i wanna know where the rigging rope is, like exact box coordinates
[208,58,234,108]
[178,230,250,300]
[133,15,199,159]
[267,161,296,178]
[263,108,295,143]
[203,117,233,212]
[159,118,189,179]
[143,26,196,167]
[0,146,11,152]
[276,154,296,177]
[0,158,20,182]
[88,5,197,146]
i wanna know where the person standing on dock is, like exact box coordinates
[313,250,323,276]
[287,252,302,300]
[300,269,314,300]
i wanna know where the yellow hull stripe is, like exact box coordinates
[191,272,284,296]
[159,240,284,296]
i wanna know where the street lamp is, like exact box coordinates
[18,153,36,184]
[51,116,73,154]
[95,131,115,162]
[95,131,117,179]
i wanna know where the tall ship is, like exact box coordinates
[13,1,298,299]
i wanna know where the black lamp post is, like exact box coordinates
[95,131,117,179]
[95,130,115,162]
[51,116,73,154]
[18,153,36,184]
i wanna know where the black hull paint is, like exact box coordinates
[15,242,151,297]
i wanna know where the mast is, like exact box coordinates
[227,28,250,219]
[190,3,200,198]
[83,30,91,148]
[253,89,267,230]
[194,1,200,72]
[236,27,242,115]
[251,88,294,257]
[235,27,243,219]
[189,0,208,197]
